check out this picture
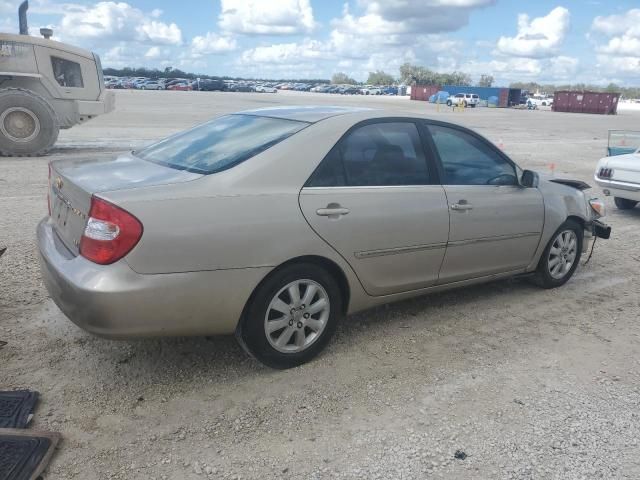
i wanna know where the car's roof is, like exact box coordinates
[237,106,375,123]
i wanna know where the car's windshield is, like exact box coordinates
[136,114,308,174]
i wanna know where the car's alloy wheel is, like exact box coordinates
[547,230,577,280]
[534,219,583,288]
[239,263,342,369]
[264,279,330,353]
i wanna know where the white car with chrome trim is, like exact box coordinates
[595,147,640,210]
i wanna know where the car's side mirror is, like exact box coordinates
[521,170,539,188]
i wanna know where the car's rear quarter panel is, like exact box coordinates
[99,114,379,316]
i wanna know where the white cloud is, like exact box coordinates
[138,20,182,45]
[595,55,640,75]
[144,46,169,59]
[0,0,18,14]
[460,55,579,83]
[597,36,640,56]
[59,2,182,46]
[591,9,640,36]
[219,0,315,35]
[350,0,495,34]
[496,7,570,58]
[236,30,460,81]
[190,32,237,57]
[240,39,331,64]
[590,9,640,79]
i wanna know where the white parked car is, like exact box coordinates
[595,146,640,210]
[527,95,553,107]
[140,82,164,90]
[255,85,277,93]
[446,93,479,108]
[361,87,382,95]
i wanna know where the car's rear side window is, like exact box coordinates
[136,114,308,174]
[307,122,430,187]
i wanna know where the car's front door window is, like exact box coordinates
[427,124,518,186]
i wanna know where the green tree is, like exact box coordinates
[399,63,438,85]
[398,63,472,86]
[331,72,356,85]
[605,82,620,93]
[478,74,494,87]
[367,70,395,85]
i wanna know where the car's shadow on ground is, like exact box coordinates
[70,276,539,389]
[611,206,640,219]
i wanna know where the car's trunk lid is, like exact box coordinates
[49,154,201,255]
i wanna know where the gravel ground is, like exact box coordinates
[1,90,639,479]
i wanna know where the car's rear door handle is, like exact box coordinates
[450,200,473,211]
[316,204,350,217]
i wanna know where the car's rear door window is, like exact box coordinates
[307,122,430,187]
[427,124,518,186]
[136,114,308,174]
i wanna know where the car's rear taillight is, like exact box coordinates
[598,167,614,179]
[80,196,143,265]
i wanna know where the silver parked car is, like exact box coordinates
[38,106,611,368]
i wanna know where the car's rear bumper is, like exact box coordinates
[37,218,270,338]
[595,177,640,202]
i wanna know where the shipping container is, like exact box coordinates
[410,84,440,101]
[441,85,521,107]
[552,91,620,115]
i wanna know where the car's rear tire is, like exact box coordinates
[614,197,638,210]
[239,263,343,369]
[0,88,59,156]
[533,219,583,289]
[446,100,452,106]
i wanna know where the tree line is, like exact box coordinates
[508,81,639,98]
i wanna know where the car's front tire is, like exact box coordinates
[534,219,583,289]
[614,197,638,210]
[240,263,343,369]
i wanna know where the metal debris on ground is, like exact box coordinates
[454,450,468,460]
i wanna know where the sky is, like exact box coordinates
[1,0,639,85]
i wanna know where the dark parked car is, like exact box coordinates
[197,79,226,91]
[230,84,254,92]
[340,87,360,95]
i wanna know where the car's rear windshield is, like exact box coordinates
[136,114,308,174]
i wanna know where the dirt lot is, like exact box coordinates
[1,90,640,479]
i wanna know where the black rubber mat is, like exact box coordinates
[0,429,60,480]
[0,392,38,429]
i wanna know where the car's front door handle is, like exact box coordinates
[450,201,473,211]
[316,204,350,217]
